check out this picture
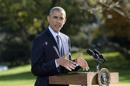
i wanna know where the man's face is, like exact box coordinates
[47,10,66,32]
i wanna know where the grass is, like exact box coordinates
[0,65,35,86]
[0,52,130,86]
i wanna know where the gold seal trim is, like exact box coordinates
[98,68,110,86]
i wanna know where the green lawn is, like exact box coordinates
[0,52,130,86]
[0,65,35,86]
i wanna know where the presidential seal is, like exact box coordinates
[98,68,110,86]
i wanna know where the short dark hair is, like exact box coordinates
[49,6,66,17]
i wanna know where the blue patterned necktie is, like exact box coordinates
[56,35,64,57]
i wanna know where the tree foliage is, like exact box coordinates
[0,0,52,65]
[84,0,130,48]
[1,0,130,65]
[84,0,130,60]
[0,0,90,65]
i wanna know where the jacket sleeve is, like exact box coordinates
[31,37,59,76]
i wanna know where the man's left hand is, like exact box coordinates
[76,57,89,71]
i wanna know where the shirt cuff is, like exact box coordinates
[55,59,59,68]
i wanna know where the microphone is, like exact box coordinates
[87,49,99,61]
[86,49,94,56]
[93,49,106,62]
[86,49,105,64]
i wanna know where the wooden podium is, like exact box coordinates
[49,72,119,86]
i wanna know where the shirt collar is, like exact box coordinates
[48,26,61,39]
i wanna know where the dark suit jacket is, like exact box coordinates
[31,28,71,86]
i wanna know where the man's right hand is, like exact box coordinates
[56,58,77,71]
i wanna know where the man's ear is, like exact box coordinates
[64,18,67,24]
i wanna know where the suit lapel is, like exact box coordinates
[45,29,57,46]
[44,29,60,56]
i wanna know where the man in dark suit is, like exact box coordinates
[31,6,89,86]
